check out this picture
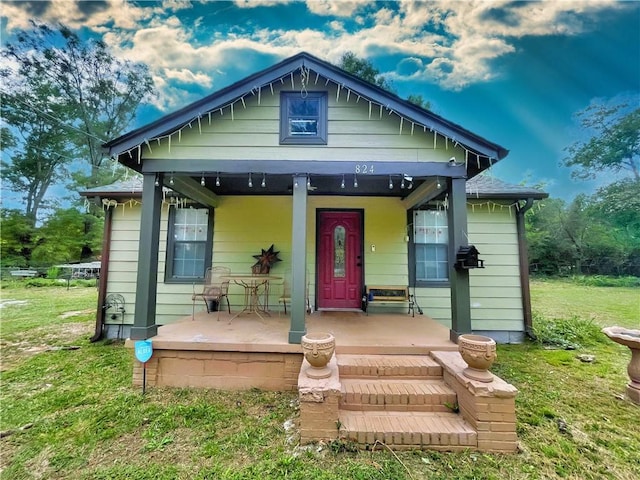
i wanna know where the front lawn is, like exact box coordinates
[1,279,638,479]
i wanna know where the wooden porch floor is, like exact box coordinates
[150,310,457,355]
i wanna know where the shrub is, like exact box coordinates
[569,275,640,288]
[532,313,605,349]
[21,278,96,288]
[47,266,61,279]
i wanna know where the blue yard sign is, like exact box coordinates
[134,340,153,363]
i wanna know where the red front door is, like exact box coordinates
[317,211,363,309]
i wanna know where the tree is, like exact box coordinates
[338,52,431,110]
[1,81,75,224]
[30,208,103,265]
[339,51,395,92]
[0,209,36,267]
[563,102,640,181]
[1,21,155,190]
[407,94,431,110]
[526,189,640,276]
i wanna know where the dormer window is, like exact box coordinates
[280,91,327,145]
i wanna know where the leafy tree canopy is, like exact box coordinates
[1,21,155,196]
[338,52,431,110]
[0,209,36,267]
[563,101,639,181]
[31,208,103,265]
[339,52,394,92]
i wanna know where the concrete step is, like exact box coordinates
[339,410,477,451]
[340,378,457,412]
[337,354,443,379]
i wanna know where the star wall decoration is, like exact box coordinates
[252,244,282,273]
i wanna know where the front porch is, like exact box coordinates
[129,311,518,452]
[130,310,457,391]
[148,310,457,355]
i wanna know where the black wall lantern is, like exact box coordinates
[455,245,484,270]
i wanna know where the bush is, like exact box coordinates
[532,313,605,349]
[531,274,640,288]
[22,278,96,288]
[569,275,640,288]
[47,266,61,279]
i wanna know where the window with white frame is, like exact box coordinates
[280,91,328,144]
[414,209,449,282]
[165,206,213,282]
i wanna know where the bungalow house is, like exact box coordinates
[83,52,546,452]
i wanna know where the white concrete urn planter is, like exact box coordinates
[458,334,497,383]
[301,332,335,379]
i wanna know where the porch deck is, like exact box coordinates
[150,310,457,355]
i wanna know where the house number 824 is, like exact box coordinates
[355,164,374,174]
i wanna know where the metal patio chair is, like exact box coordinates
[192,266,231,321]
[278,270,311,315]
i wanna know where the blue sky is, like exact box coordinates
[2,0,639,201]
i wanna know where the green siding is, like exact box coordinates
[143,74,466,164]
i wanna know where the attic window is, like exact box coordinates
[280,91,327,145]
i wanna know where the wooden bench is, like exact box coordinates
[363,285,415,317]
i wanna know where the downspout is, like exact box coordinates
[91,203,114,342]
[516,198,535,339]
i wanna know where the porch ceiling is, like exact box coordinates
[185,173,439,198]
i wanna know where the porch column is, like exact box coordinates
[289,174,308,344]
[130,172,163,340]
[448,177,471,342]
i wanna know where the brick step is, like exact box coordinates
[340,378,456,412]
[337,354,443,379]
[339,410,477,451]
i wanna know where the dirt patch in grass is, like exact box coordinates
[25,446,53,480]
[1,321,92,369]
[59,308,95,319]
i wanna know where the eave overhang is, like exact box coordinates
[104,52,509,178]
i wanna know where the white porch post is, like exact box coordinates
[448,177,472,342]
[130,172,162,340]
[289,174,308,344]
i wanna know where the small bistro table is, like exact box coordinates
[222,274,281,323]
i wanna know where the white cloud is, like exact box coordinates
[1,0,154,32]
[2,0,630,109]
[305,0,371,17]
[234,0,295,8]
[164,68,213,86]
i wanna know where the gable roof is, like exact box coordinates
[105,52,508,174]
[81,175,546,201]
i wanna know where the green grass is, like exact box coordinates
[1,279,639,479]
[530,276,639,329]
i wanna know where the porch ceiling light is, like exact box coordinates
[436,177,441,189]
[388,175,393,189]
[169,174,174,186]
[215,173,220,187]
[307,176,311,189]
[248,172,253,188]
[341,174,345,189]
[154,175,159,187]
[401,177,405,189]
[353,174,358,188]
[261,173,266,188]
[200,174,206,187]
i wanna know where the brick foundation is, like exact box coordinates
[132,349,303,391]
